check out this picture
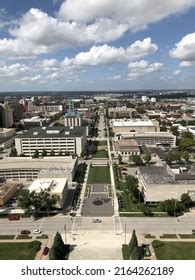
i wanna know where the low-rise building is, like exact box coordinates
[111,119,160,134]
[0,128,15,149]
[108,107,136,119]
[116,132,176,147]
[114,139,140,161]
[0,182,19,207]
[15,126,86,157]
[138,165,195,204]
[0,156,77,182]
[28,178,68,207]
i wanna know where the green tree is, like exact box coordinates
[9,147,18,157]
[170,126,179,136]
[143,152,151,163]
[118,154,122,164]
[58,150,63,156]
[165,150,181,164]
[18,189,32,214]
[181,193,193,209]
[129,154,143,166]
[160,199,184,216]
[49,232,66,260]
[50,149,55,156]
[42,149,47,157]
[182,151,190,162]
[160,126,167,132]
[129,229,138,256]
[131,246,139,260]
[33,149,39,158]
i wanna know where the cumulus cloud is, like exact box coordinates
[170,33,195,62]
[127,60,163,80]
[174,69,182,75]
[0,0,194,58]
[179,61,192,67]
[0,63,30,76]
[59,0,195,29]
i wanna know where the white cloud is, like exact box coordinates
[128,60,163,80]
[59,0,195,30]
[62,38,157,66]
[170,33,195,61]
[0,0,194,59]
[19,75,41,82]
[113,75,121,80]
[174,69,182,75]
[179,61,192,67]
[0,63,30,76]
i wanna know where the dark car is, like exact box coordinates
[43,247,49,255]
[20,230,31,235]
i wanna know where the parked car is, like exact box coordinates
[20,230,31,235]
[43,247,49,255]
[93,218,102,223]
[9,214,20,221]
[33,229,42,234]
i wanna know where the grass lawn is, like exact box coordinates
[152,240,195,260]
[179,234,195,239]
[87,166,111,184]
[16,235,32,239]
[0,235,15,240]
[36,234,48,239]
[160,234,178,239]
[0,241,41,260]
[92,150,108,158]
[145,234,156,239]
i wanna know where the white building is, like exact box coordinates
[111,119,160,134]
[15,126,86,157]
[28,178,68,207]
[115,132,176,147]
[0,156,77,182]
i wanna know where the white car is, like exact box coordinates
[33,229,42,234]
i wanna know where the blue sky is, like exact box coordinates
[0,0,195,91]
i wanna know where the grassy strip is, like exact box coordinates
[36,235,48,239]
[16,235,32,240]
[0,235,15,240]
[145,234,156,239]
[160,234,178,239]
[87,166,111,184]
[179,234,195,239]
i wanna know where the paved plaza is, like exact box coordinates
[81,184,114,216]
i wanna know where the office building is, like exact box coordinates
[0,102,13,128]
[15,126,86,157]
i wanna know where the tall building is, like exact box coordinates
[0,102,13,128]
[64,100,82,127]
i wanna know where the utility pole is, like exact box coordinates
[125,224,127,245]
[64,224,67,244]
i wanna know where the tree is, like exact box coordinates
[42,149,47,157]
[131,247,139,260]
[129,154,143,166]
[33,149,39,158]
[125,175,139,199]
[18,189,32,214]
[118,154,122,164]
[58,150,63,156]
[143,152,151,163]
[182,151,190,162]
[160,126,167,132]
[49,232,66,260]
[50,149,55,156]
[160,199,184,216]
[9,147,18,157]
[165,150,181,164]
[181,193,193,209]
[129,229,138,256]
[170,126,179,136]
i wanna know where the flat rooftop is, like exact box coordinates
[139,166,195,185]
[0,182,17,197]
[0,156,77,170]
[28,178,67,193]
[112,119,155,127]
[15,126,86,138]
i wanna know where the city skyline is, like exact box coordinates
[0,0,195,91]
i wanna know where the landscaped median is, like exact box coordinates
[87,165,111,184]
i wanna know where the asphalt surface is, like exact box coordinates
[0,215,195,235]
